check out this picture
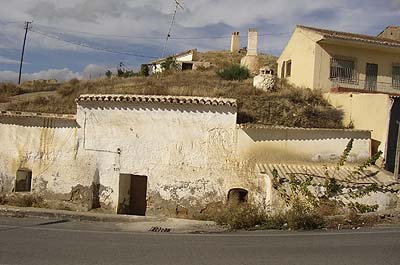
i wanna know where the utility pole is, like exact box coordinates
[161,0,184,58]
[18,21,32,85]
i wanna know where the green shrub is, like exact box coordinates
[217,65,250,81]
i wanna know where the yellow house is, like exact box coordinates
[278,25,400,176]
[277,25,400,94]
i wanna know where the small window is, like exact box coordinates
[286,60,292,77]
[281,61,286,78]
[330,57,356,83]
[15,169,32,192]
[393,65,400,89]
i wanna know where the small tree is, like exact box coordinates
[271,139,388,214]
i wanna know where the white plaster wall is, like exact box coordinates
[238,128,371,165]
[0,117,95,196]
[0,102,377,216]
[76,102,246,214]
[176,53,193,62]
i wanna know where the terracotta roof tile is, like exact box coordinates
[0,111,76,120]
[239,123,370,133]
[298,25,400,48]
[76,94,237,107]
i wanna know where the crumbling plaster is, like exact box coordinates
[0,96,384,217]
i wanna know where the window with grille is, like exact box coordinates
[393,65,400,89]
[330,58,356,83]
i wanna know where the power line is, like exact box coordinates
[29,29,158,59]
[33,22,291,40]
[0,19,25,25]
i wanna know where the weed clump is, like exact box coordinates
[212,201,325,231]
[214,203,268,230]
[0,193,46,208]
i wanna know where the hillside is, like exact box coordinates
[0,51,343,128]
[197,51,277,70]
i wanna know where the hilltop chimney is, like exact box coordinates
[230,32,240,53]
[247,28,258,56]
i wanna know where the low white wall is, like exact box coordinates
[238,126,371,165]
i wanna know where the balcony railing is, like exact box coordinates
[330,78,400,94]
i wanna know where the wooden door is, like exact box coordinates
[129,175,148,216]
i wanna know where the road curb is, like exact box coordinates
[0,206,165,223]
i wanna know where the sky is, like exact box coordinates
[0,0,399,83]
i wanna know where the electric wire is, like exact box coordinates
[33,22,291,40]
[29,29,158,59]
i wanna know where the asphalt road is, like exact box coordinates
[0,216,399,265]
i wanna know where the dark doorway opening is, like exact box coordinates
[15,169,32,192]
[365,63,378,91]
[386,98,400,173]
[118,174,148,216]
[182,62,193,71]
[227,188,248,205]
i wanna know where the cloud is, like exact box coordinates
[0,68,81,83]
[0,56,22,65]
[82,64,108,79]
[0,0,399,74]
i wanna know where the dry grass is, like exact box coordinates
[4,70,344,128]
[0,83,22,103]
[1,51,342,128]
